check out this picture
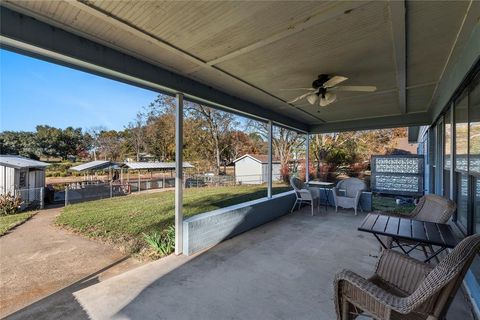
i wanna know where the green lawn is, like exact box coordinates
[57,185,291,253]
[0,212,35,236]
[372,195,415,214]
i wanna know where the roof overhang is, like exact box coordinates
[1,1,479,133]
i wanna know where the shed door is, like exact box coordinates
[29,170,36,202]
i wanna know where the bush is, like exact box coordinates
[0,192,22,216]
[143,225,175,256]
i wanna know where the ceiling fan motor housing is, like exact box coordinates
[312,74,330,89]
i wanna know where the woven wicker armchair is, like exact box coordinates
[388,194,456,223]
[334,234,480,320]
[332,178,367,216]
[381,195,456,254]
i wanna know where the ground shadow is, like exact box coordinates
[4,257,130,320]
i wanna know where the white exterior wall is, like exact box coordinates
[0,167,46,191]
[0,165,17,195]
[235,157,263,184]
[261,163,281,183]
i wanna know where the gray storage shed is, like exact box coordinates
[0,155,49,208]
[233,154,281,184]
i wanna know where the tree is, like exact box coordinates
[86,126,107,160]
[126,112,146,162]
[186,104,238,175]
[35,125,62,159]
[248,121,305,181]
[143,95,176,161]
[98,130,123,161]
[0,131,39,159]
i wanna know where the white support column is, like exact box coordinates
[306,133,310,183]
[267,120,273,198]
[175,93,184,255]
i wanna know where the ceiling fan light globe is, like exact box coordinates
[319,97,328,107]
[306,93,318,105]
[325,92,336,103]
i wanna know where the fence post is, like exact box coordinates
[65,186,69,206]
[163,175,166,189]
[40,187,44,209]
[110,182,113,198]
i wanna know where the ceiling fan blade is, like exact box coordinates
[288,91,316,104]
[333,85,377,92]
[323,76,348,88]
[279,87,315,91]
[288,89,320,103]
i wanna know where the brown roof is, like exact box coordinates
[234,154,280,164]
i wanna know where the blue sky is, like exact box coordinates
[0,49,158,132]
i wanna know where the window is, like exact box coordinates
[470,79,480,175]
[444,110,451,169]
[475,178,480,233]
[19,171,27,188]
[455,94,469,231]
[455,94,468,172]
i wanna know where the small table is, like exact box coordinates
[358,213,458,262]
[307,181,334,211]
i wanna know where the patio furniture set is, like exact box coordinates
[290,177,367,216]
[290,177,479,319]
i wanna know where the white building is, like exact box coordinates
[0,155,49,207]
[233,154,281,185]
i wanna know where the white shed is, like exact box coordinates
[0,155,49,206]
[233,154,281,184]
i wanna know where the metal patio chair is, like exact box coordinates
[332,178,367,215]
[334,234,480,320]
[290,176,320,216]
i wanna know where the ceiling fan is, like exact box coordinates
[285,74,377,107]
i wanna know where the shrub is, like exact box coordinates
[0,192,22,216]
[143,225,175,256]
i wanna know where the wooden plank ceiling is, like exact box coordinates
[1,0,476,131]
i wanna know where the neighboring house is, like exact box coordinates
[0,155,49,208]
[233,154,281,184]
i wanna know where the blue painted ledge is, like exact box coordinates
[183,191,296,255]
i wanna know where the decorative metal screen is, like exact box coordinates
[371,155,424,196]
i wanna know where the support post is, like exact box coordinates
[267,120,273,198]
[175,93,184,255]
[138,171,141,192]
[306,133,310,183]
[64,187,69,206]
[40,187,44,209]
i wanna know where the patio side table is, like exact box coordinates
[307,181,334,211]
[358,213,459,263]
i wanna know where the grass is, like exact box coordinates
[0,212,35,236]
[57,184,291,254]
[372,195,415,214]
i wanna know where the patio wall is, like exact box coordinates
[182,189,372,255]
[183,191,296,255]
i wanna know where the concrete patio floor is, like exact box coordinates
[7,206,477,320]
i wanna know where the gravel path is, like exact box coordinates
[0,206,142,318]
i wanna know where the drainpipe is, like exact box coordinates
[175,93,184,255]
[267,120,273,198]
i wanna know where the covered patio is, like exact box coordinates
[1,1,479,319]
[6,207,475,320]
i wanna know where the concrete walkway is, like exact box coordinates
[0,206,142,318]
[71,207,475,320]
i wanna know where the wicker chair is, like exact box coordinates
[332,178,367,215]
[334,234,480,320]
[381,195,456,254]
[290,177,320,216]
